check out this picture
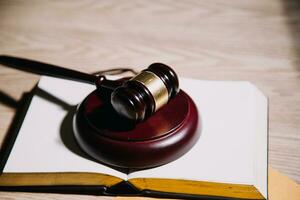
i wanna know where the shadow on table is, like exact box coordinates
[281,0,300,70]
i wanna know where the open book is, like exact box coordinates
[0,76,268,199]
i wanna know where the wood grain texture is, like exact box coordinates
[0,0,299,199]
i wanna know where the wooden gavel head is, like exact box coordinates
[109,63,179,122]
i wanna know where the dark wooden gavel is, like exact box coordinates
[0,55,199,169]
[0,56,179,122]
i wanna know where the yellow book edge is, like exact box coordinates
[129,178,263,199]
[116,167,300,200]
[0,172,264,199]
[0,172,123,187]
[1,168,299,200]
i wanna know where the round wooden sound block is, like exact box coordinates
[73,87,200,169]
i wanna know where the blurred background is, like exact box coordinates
[0,0,299,185]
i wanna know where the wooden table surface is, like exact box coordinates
[0,0,299,199]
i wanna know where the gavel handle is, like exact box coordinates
[0,55,120,89]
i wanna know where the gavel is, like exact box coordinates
[0,55,199,169]
[0,56,179,122]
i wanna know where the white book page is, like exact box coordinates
[128,78,268,198]
[3,76,127,180]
